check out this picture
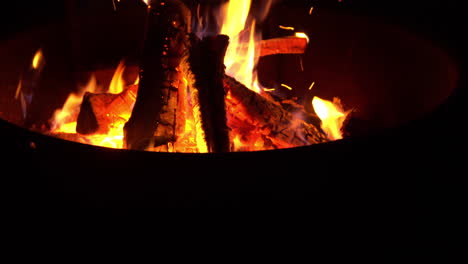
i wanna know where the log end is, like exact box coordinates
[76,92,99,135]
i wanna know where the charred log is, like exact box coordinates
[223,75,328,149]
[76,85,138,135]
[124,0,191,150]
[76,92,99,135]
[71,76,327,151]
[187,34,231,153]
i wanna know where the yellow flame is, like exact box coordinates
[312,96,348,141]
[109,60,126,94]
[54,122,78,134]
[220,0,251,38]
[134,75,140,85]
[84,117,128,149]
[32,49,44,70]
[295,32,309,43]
[51,75,98,133]
[221,0,263,94]
[50,72,131,149]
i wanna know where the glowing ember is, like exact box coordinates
[312,96,349,141]
[49,71,131,149]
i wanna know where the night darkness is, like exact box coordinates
[0,1,465,243]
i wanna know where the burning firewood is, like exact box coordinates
[186,34,231,153]
[74,75,328,151]
[76,84,137,135]
[223,75,328,149]
[220,36,308,57]
[68,0,327,152]
[259,37,308,57]
[123,0,192,150]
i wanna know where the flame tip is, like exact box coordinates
[312,96,348,141]
[295,32,310,43]
[32,49,44,69]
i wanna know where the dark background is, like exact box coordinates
[1,0,465,47]
[0,1,465,242]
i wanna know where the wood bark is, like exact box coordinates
[73,76,328,150]
[219,36,308,58]
[76,84,137,135]
[66,0,325,151]
[123,0,191,150]
[259,37,308,57]
[186,34,231,153]
[223,75,328,149]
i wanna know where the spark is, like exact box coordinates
[308,81,316,90]
[309,6,314,15]
[281,84,293,90]
[299,57,304,72]
[15,77,22,100]
[263,88,276,92]
[112,0,116,11]
[279,25,295,31]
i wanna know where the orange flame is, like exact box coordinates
[51,76,99,133]
[220,0,265,94]
[109,60,126,94]
[50,72,130,149]
[81,117,127,149]
[312,96,348,141]
[32,49,44,70]
[46,2,348,152]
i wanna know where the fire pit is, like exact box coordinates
[0,0,464,210]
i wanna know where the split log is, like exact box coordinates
[259,37,308,57]
[223,36,308,58]
[186,34,231,153]
[73,76,328,150]
[76,84,137,135]
[123,0,192,150]
[223,75,328,150]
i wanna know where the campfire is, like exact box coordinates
[0,0,461,210]
[23,0,350,153]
